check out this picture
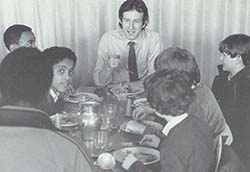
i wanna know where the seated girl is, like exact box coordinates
[40,46,77,115]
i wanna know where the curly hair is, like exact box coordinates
[0,47,52,106]
[145,69,194,116]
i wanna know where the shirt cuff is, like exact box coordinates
[122,155,139,170]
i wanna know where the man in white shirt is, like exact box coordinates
[93,0,163,86]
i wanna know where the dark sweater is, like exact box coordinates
[212,67,250,167]
[129,115,215,172]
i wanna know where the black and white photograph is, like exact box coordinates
[0,0,249,171]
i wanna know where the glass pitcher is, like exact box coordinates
[78,101,102,141]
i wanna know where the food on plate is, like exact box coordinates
[110,85,144,96]
[51,113,78,127]
[133,98,149,107]
[64,92,98,103]
[60,115,78,125]
[113,147,160,165]
[134,152,156,163]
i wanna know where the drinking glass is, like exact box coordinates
[104,104,117,119]
[93,130,109,156]
[102,104,117,129]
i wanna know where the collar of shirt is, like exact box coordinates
[118,28,145,46]
[49,88,60,103]
[126,40,137,47]
[162,113,188,136]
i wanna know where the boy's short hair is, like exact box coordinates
[43,46,77,67]
[219,34,250,66]
[154,47,201,85]
[0,47,52,106]
[119,0,149,29]
[145,69,194,116]
[3,24,32,51]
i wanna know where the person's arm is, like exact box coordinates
[242,77,250,169]
[159,146,186,172]
[205,88,231,140]
[74,149,95,172]
[146,33,163,75]
[93,35,114,86]
[122,154,152,172]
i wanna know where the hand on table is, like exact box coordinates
[132,106,155,121]
[139,134,160,148]
[120,120,146,135]
[122,154,139,170]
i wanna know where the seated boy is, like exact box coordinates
[212,34,250,168]
[133,47,233,147]
[0,47,94,172]
[123,69,215,172]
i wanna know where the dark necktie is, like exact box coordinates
[128,41,139,81]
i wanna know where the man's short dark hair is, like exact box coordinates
[219,34,250,66]
[154,47,201,85]
[0,47,52,106]
[3,24,32,51]
[118,0,149,29]
[145,69,194,116]
[43,46,77,67]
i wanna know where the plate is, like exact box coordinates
[50,114,79,127]
[60,117,78,127]
[112,147,160,165]
[142,120,163,130]
[110,85,144,96]
[64,92,98,103]
[133,98,149,107]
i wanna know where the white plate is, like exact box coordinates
[50,114,79,127]
[110,85,144,96]
[64,92,98,103]
[112,147,160,165]
[60,119,78,127]
[142,120,163,130]
[133,98,149,107]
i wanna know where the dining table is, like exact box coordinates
[60,85,161,172]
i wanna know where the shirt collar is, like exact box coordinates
[162,113,188,136]
[0,105,59,131]
[126,40,137,47]
[118,28,145,46]
[229,66,250,82]
[49,88,59,103]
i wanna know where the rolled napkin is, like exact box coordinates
[120,120,146,135]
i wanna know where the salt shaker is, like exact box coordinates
[125,98,132,117]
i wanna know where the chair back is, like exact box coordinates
[215,136,246,172]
